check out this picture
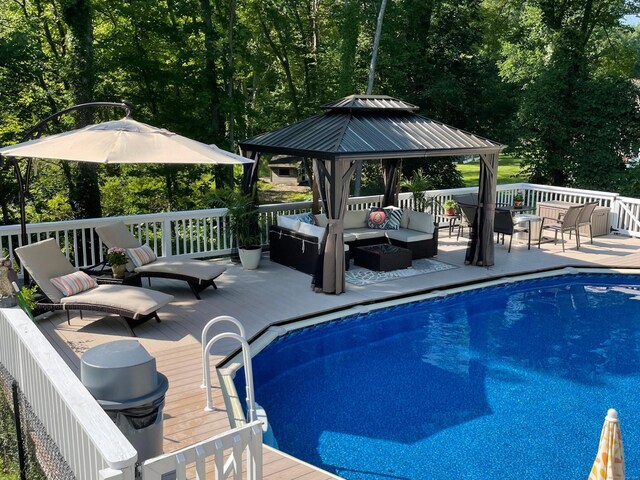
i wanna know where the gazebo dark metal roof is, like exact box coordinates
[240,94,504,160]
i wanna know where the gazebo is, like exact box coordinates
[240,95,505,294]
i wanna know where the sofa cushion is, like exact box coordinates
[277,216,302,231]
[407,211,435,234]
[385,229,433,243]
[344,210,368,229]
[298,222,326,242]
[315,214,328,228]
[346,228,387,242]
[400,209,410,229]
[367,207,388,229]
[384,207,403,230]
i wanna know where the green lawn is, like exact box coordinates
[457,154,527,187]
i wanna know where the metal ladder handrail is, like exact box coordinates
[201,315,246,388]
[202,331,256,423]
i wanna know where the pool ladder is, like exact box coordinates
[201,316,256,423]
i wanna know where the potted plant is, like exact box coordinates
[513,192,524,208]
[211,188,262,270]
[106,247,128,278]
[443,199,458,216]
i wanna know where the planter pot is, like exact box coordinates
[112,264,127,278]
[513,200,523,208]
[238,246,262,270]
[445,207,456,216]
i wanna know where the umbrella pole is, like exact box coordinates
[12,157,30,286]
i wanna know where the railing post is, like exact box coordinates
[161,216,172,258]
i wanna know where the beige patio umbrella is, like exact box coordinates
[0,113,254,284]
[589,409,625,480]
[0,118,254,164]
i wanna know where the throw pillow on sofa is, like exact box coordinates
[367,207,387,229]
[383,206,403,230]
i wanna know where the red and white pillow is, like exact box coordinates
[367,208,387,229]
[127,245,157,268]
[50,271,98,297]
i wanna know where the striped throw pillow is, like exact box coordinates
[384,207,403,230]
[127,245,157,268]
[50,271,98,297]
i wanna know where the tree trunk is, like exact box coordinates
[367,0,388,95]
[355,0,388,197]
[60,0,101,220]
[338,0,360,96]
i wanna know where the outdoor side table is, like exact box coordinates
[354,244,412,272]
[96,272,142,287]
[443,213,460,238]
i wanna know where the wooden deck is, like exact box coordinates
[37,231,640,479]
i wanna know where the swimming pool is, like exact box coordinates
[235,273,640,479]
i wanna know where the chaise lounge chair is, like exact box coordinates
[95,221,226,299]
[15,238,174,336]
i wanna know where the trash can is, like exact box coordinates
[81,340,168,463]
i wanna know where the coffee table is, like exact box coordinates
[353,244,412,272]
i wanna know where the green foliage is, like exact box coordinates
[457,155,527,186]
[400,168,435,211]
[0,384,46,479]
[1,0,640,227]
[210,188,261,247]
[16,286,38,321]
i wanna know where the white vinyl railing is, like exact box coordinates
[0,308,138,480]
[2,183,639,271]
[139,421,263,480]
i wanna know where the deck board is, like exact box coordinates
[35,232,640,479]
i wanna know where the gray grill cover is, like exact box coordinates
[81,340,167,409]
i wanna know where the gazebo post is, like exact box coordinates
[466,153,498,266]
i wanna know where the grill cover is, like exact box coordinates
[81,340,167,409]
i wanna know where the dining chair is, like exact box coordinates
[457,203,477,240]
[493,209,532,252]
[575,202,598,245]
[537,204,584,251]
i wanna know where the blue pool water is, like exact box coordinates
[235,274,640,479]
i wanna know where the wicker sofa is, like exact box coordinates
[269,209,438,274]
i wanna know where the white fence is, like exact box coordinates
[1,183,639,272]
[0,308,138,480]
[140,421,263,480]
[0,307,264,480]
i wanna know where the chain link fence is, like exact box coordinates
[0,364,75,480]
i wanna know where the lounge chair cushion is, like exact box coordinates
[60,284,173,317]
[15,238,77,303]
[134,259,226,283]
[95,221,142,271]
[51,271,98,297]
[127,245,157,268]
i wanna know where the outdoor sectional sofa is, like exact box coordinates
[269,208,438,275]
